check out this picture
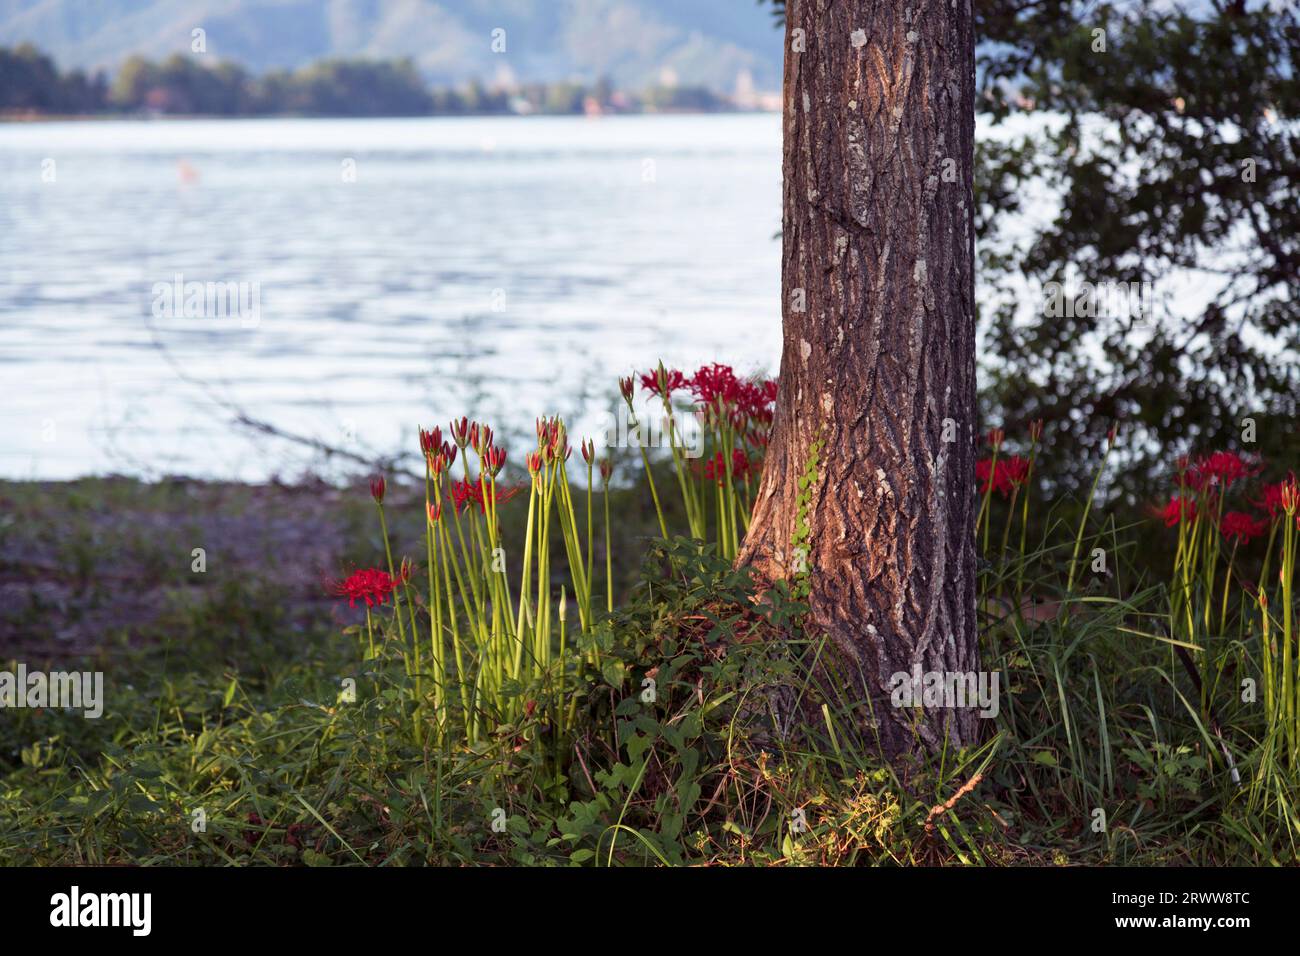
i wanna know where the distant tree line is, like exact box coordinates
[0,43,108,112]
[0,43,733,116]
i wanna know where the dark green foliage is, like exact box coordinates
[767,0,1298,501]
[0,43,107,112]
[975,1,1299,500]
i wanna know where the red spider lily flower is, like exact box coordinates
[717,377,774,426]
[702,449,752,485]
[450,417,471,448]
[1000,455,1031,491]
[1158,495,1197,527]
[701,451,724,485]
[976,456,1029,497]
[397,556,413,584]
[1212,451,1258,486]
[1255,481,1288,519]
[451,480,475,513]
[451,479,521,515]
[369,475,386,504]
[1220,511,1268,545]
[537,416,559,447]
[1281,474,1300,516]
[598,458,612,484]
[734,449,753,480]
[744,404,774,428]
[1187,451,1257,492]
[640,367,688,398]
[986,428,1005,451]
[328,568,395,608]
[689,363,743,407]
[427,501,442,526]
[731,375,768,407]
[484,445,507,477]
[619,376,635,404]
[429,442,458,477]
[1028,419,1044,443]
[526,451,544,476]
[581,438,595,465]
[539,418,567,461]
[419,426,442,455]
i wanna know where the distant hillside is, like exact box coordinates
[0,0,784,94]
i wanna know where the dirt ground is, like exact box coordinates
[0,477,369,663]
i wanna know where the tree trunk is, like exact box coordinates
[739,0,980,760]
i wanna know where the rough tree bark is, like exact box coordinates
[738,0,980,760]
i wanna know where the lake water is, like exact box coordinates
[0,114,783,480]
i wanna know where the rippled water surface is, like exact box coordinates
[0,114,782,479]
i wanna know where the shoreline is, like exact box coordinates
[0,473,662,663]
[0,107,778,124]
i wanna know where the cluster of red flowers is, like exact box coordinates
[974,423,1047,498]
[328,567,396,608]
[636,363,777,432]
[701,449,753,485]
[689,363,776,420]
[625,363,777,490]
[1158,450,1297,544]
[431,418,525,514]
[631,364,774,457]
[1220,511,1268,545]
[1160,494,1197,528]
[1253,479,1300,520]
[638,367,688,398]
[976,454,1032,498]
[1177,451,1261,492]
